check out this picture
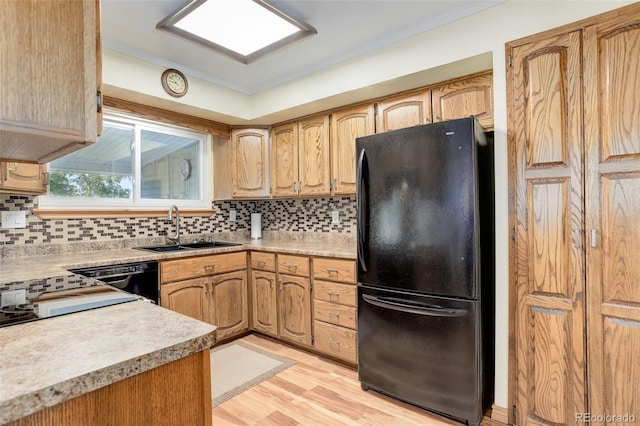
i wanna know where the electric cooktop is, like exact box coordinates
[0,274,139,328]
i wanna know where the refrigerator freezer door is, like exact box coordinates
[357,284,486,425]
[356,118,482,299]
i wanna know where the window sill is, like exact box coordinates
[32,209,215,220]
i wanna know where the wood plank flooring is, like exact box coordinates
[212,334,503,426]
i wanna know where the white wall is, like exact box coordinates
[102,0,636,410]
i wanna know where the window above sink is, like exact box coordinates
[38,111,212,210]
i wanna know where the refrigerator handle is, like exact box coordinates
[357,148,368,272]
[362,294,467,317]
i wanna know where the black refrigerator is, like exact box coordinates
[356,117,494,426]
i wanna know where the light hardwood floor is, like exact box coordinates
[212,334,503,426]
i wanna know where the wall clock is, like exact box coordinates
[161,68,188,98]
[179,159,192,180]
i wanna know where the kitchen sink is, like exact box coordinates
[134,241,242,252]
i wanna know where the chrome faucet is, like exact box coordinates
[166,205,180,245]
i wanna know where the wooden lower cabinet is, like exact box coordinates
[211,270,248,340]
[250,252,313,348]
[160,278,207,322]
[251,270,278,337]
[278,273,312,347]
[9,351,212,426]
[311,257,358,364]
[313,321,357,364]
[160,252,248,341]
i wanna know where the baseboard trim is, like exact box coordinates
[491,404,509,424]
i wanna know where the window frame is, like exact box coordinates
[39,110,213,210]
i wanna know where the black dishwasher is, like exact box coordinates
[69,261,159,304]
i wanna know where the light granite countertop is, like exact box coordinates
[0,300,217,424]
[0,232,355,423]
[0,232,356,285]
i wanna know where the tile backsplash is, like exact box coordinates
[0,195,356,248]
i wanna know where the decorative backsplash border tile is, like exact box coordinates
[0,195,356,249]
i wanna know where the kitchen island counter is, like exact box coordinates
[0,300,216,424]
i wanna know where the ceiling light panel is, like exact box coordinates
[157,0,316,64]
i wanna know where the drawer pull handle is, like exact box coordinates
[257,260,266,266]
[328,338,341,345]
[204,265,216,273]
[286,263,298,271]
[328,312,340,318]
[327,291,340,297]
[326,268,339,275]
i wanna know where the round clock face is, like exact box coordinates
[179,159,192,180]
[162,69,188,97]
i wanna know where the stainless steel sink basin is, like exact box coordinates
[134,241,242,252]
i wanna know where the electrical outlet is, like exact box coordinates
[1,289,27,307]
[331,210,340,224]
[1,211,26,229]
[229,210,236,221]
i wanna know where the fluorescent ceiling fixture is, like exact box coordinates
[157,0,316,64]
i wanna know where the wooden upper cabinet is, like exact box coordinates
[271,114,330,197]
[431,72,494,130]
[510,30,586,425]
[0,162,48,195]
[583,10,640,418]
[230,128,270,198]
[375,90,431,133]
[298,114,330,196]
[330,104,375,195]
[271,122,299,197]
[0,0,101,163]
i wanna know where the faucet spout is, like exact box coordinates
[166,205,180,245]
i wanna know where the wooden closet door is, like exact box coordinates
[511,31,586,425]
[584,14,640,418]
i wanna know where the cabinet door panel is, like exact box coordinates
[231,128,269,198]
[212,270,248,340]
[585,13,640,416]
[432,72,493,130]
[160,278,206,322]
[375,91,431,133]
[277,274,311,347]
[251,270,278,336]
[511,30,586,425]
[298,114,330,196]
[330,104,374,194]
[0,162,47,194]
[271,123,298,197]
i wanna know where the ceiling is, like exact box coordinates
[101,0,502,95]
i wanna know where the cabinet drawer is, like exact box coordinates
[314,299,356,329]
[314,321,357,364]
[161,252,246,283]
[251,252,276,272]
[278,254,310,277]
[313,258,355,283]
[314,280,356,307]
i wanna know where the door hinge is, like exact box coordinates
[512,404,517,425]
[310,282,313,291]
[511,227,516,241]
[508,55,513,68]
[311,335,314,345]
